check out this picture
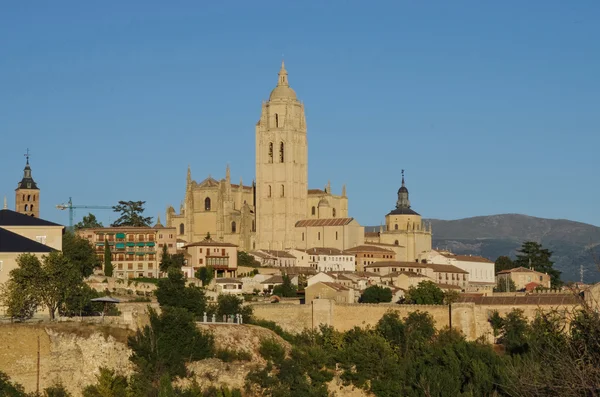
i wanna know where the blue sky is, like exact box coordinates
[1,1,599,228]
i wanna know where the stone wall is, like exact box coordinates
[250,299,578,341]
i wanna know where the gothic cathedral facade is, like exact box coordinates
[167,62,361,251]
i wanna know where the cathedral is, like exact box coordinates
[167,62,364,251]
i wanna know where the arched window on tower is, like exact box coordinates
[205,197,211,211]
[275,113,279,128]
[27,195,31,201]
[22,195,25,201]
[281,184,285,197]
[24,204,28,211]
[33,195,36,202]
[30,205,34,212]
[179,223,184,235]
[268,142,273,163]
[231,221,237,233]
[311,206,316,216]
[279,142,284,162]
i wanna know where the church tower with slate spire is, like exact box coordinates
[15,150,40,218]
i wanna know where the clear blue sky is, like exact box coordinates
[1,1,599,228]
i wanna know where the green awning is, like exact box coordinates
[126,242,135,247]
[127,251,135,255]
[146,242,155,247]
[96,243,104,246]
[108,242,115,245]
[136,252,145,256]
[136,242,145,247]
[116,233,126,239]
[115,243,125,249]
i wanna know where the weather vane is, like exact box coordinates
[24,148,30,163]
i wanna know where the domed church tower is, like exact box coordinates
[15,150,40,218]
[255,61,308,249]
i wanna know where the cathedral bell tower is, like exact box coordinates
[15,149,40,218]
[255,61,308,249]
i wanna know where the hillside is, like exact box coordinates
[368,214,600,283]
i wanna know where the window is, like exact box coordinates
[138,263,143,270]
[138,234,145,242]
[231,221,237,233]
[268,142,274,163]
[394,224,398,230]
[128,263,133,270]
[279,142,284,162]
[335,231,338,240]
[332,208,336,217]
[199,248,203,253]
[280,184,285,197]
[24,204,28,211]
[33,195,36,202]
[252,220,255,232]
[311,206,316,215]
[35,236,46,244]
[302,232,305,241]
[179,223,185,235]
[205,197,211,211]
[117,263,123,270]
[168,243,173,248]
[27,195,31,201]
[199,258,203,264]
[268,185,272,198]
[318,232,321,240]
[394,240,399,245]
[275,113,279,128]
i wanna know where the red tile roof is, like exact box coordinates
[439,252,493,263]
[345,245,394,253]
[295,218,354,227]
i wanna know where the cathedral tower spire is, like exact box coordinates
[15,149,40,217]
[396,169,410,209]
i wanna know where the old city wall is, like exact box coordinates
[251,299,578,341]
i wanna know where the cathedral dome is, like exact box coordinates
[269,61,297,101]
[318,198,330,207]
[269,85,297,101]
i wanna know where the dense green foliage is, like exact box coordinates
[74,213,103,230]
[62,231,100,277]
[111,200,153,227]
[272,275,297,297]
[359,285,392,303]
[495,277,517,292]
[155,269,207,318]
[238,251,261,267]
[195,266,215,286]
[403,280,445,304]
[514,241,562,288]
[0,372,72,397]
[208,294,253,322]
[159,244,186,273]
[103,239,113,277]
[495,255,514,273]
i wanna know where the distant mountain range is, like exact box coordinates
[367,214,600,283]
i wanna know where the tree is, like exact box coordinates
[0,278,38,321]
[103,239,113,277]
[359,285,392,303]
[159,244,185,273]
[111,201,152,227]
[515,241,562,288]
[213,294,253,321]
[62,231,101,278]
[0,370,27,397]
[6,253,84,320]
[195,266,214,287]
[59,283,104,317]
[495,277,516,292]
[74,213,103,230]
[155,269,207,318]
[272,275,297,297]
[127,307,214,389]
[404,280,445,305]
[495,255,514,273]
[238,251,260,267]
[82,367,128,397]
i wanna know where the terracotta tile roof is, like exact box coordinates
[457,295,580,305]
[365,242,405,248]
[428,263,469,274]
[344,245,394,253]
[385,271,424,278]
[308,189,326,195]
[183,239,238,248]
[439,252,493,263]
[248,250,271,259]
[497,266,545,275]
[364,261,468,274]
[320,282,350,291]
[300,247,350,256]
[260,250,297,259]
[263,275,284,284]
[295,218,354,227]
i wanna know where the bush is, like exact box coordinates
[216,348,253,362]
[359,285,392,303]
[258,339,286,364]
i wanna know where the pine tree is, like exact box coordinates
[104,238,113,277]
